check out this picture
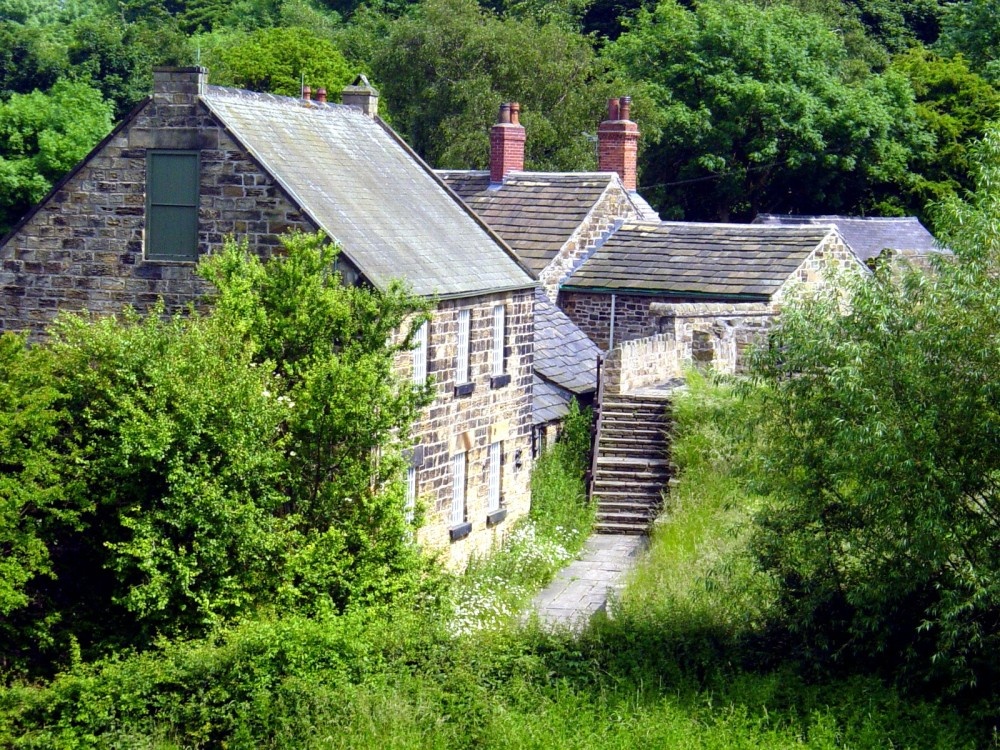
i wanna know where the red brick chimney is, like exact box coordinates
[490,102,525,184]
[598,96,639,191]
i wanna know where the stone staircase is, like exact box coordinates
[590,394,672,534]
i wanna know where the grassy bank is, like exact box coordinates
[0,386,985,748]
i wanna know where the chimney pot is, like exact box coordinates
[302,85,311,101]
[598,95,639,191]
[490,101,526,183]
[316,87,327,103]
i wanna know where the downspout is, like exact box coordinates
[608,293,617,351]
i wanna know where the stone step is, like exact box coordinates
[596,510,657,526]
[596,499,661,513]
[596,455,671,468]
[593,521,649,535]
[596,441,666,456]
[594,470,669,485]
[593,492,663,507]
[600,410,668,421]
[593,482,666,497]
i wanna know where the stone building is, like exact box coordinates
[560,221,867,373]
[753,213,945,265]
[0,67,537,567]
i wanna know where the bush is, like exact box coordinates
[743,128,1000,696]
[0,233,441,674]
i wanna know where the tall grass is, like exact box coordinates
[0,383,985,748]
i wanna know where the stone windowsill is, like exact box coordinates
[449,521,472,542]
[489,373,511,389]
[486,508,507,527]
[454,382,475,398]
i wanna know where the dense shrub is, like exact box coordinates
[0,232,440,674]
[744,129,1000,697]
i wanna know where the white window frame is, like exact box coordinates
[491,304,505,378]
[412,321,428,384]
[405,465,417,524]
[456,308,471,385]
[451,452,467,526]
[488,440,502,512]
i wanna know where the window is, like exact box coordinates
[405,466,417,524]
[488,440,502,512]
[454,308,473,396]
[490,304,510,388]
[146,151,199,261]
[491,304,505,377]
[412,321,428,384]
[451,452,466,526]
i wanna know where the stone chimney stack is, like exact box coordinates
[342,74,379,117]
[598,96,639,192]
[152,66,208,105]
[490,102,526,184]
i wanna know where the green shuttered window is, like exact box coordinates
[146,151,199,261]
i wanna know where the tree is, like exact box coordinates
[200,25,354,96]
[0,233,436,672]
[744,128,1000,693]
[0,78,113,235]
[891,48,1000,223]
[936,0,1000,83]
[352,0,615,171]
[604,0,930,221]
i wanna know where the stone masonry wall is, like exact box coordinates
[773,230,867,303]
[601,333,682,395]
[0,67,534,571]
[537,183,638,301]
[397,288,534,569]
[649,302,774,376]
[560,291,689,351]
[0,68,320,335]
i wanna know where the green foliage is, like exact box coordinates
[529,400,593,546]
[743,129,1000,695]
[890,48,1000,224]
[937,0,1000,83]
[605,0,930,220]
[356,0,615,171]
[0,232,438,672]
[0,77,113,235]
[199,25,354,96]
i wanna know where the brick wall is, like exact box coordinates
[400,288,535,568]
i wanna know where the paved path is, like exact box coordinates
[531,534,647,631]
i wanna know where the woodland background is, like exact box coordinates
[1,0,998,236]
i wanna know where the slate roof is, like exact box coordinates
[201,88,534,298]
[534,375,575,425]
[564,221,835,298]
[534,289,599,395]
[436,171,625,275]
[753,214,942,262]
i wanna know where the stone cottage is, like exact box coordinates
[559,220,867,373]
[0,67,537,567]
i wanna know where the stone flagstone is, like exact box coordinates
[530,534,646,631]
